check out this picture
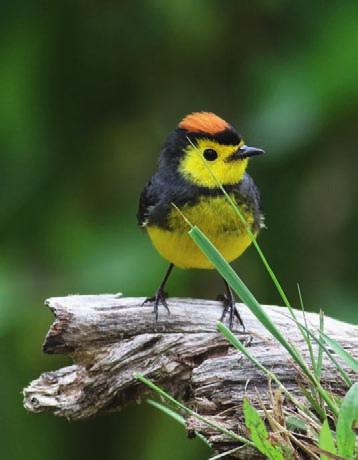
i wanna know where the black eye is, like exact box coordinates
[203,148,218,161]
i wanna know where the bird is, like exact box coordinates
[137,112,265,328]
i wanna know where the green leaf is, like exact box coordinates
[336,383,358,459]
[321,333,358,373]
[243,398,285,460]
[319,419,337,460]
[317,310,325,379]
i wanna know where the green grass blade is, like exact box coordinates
[299,385,326,421]
[321,332,358,373]
[190,225,339,417]
[336,383,358,459]
[134,372,253,446]
[190,226,299,360]
[147,398,185,425]
[147,399,211,447]
[277,311,352,387]
[297,283,318,377]
[319,419,337,460]
[243,398,285,460]
[187,139,340,387]
[217,321,271,375]
[317,311,325,379]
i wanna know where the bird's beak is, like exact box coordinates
[226,145,265,162]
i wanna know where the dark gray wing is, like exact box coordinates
[233,173,264,233]
[137,178,156,227]
[137,174,171,228]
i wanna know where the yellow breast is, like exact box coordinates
[146,195,255,269]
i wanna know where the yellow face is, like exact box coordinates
[178,138,248,188]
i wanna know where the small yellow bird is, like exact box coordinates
[138,112,265,328]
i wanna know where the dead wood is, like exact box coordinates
[23,294,358,459]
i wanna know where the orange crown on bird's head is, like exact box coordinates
[178,112,231,135]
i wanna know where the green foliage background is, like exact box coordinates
[1,2,357,459]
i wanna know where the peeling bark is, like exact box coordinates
[23,294,358,458]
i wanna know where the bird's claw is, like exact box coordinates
[142,289,170,321]
[217,293,244,331]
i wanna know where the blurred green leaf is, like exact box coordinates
[243,398,285,460]
[336,383,358,459]
[319,420,337,460]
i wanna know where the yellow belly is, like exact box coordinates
[146,195,255,269]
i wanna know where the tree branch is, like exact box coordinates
[23,294,358,459]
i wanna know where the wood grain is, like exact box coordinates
[23,294,358,458]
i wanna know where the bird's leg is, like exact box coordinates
[142,263,174,321]
[217,279,245,331]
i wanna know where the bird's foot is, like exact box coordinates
[142,289,170,321]
[217,294,245,331]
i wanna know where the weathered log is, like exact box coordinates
[23,294,358,459]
